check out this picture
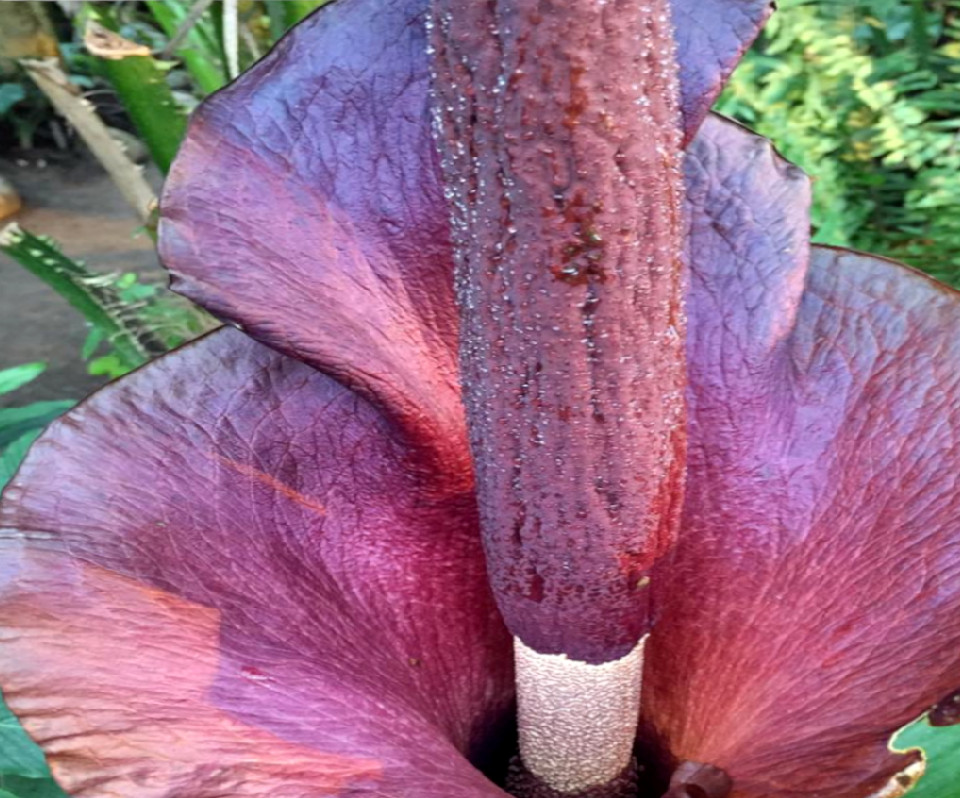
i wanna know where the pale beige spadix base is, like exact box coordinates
[514,636,646,794]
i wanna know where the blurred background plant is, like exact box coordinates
[0,1,959,797]
[0,0,330,501]
[717,0,960,285]
[0,0,326,154]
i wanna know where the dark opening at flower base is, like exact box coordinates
[506,756,640,798]
[488,749,732,798]
[661,763,733,798]
[443,710,724,798]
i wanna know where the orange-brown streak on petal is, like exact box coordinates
[211,453,327,515]
[0,547,382,797]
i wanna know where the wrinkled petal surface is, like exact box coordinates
[669,0,772,141]
[643,115,960,797]
[158,0,466,464]
[0,329,511,797]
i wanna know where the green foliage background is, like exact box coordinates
[717,0,960,286]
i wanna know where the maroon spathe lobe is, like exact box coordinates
[431,0,687,662]
[0,329,513,797]
[642,115,960,798]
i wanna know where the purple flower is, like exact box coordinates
[2,1,960,796]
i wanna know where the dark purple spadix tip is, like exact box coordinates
[430,0,687,663]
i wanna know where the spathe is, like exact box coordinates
[2,2,959,797]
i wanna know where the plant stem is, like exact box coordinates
[20,57,157,221]
[150,0,224,95]
[0,224,166,369]
[223,0,238,79]
[83,7,188,173]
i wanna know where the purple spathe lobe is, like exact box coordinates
[642,115,960,798]
[159,0,467,470]
[669,0,773,140]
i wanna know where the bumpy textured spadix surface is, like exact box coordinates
[4,1,960,797]
[431,0,687,664]
[514,637,644,792]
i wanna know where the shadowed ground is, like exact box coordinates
[0,151,163,405]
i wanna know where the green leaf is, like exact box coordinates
[83,7,189,173]
[0,429,42,489]
[0,401,74,449]
[890,716,960,797]
[266,0,329,30]
[0,694,68,797]
[147,0,226,96]
[0,776,68,798]
[716,0,960,283]
[0,224,165,370]
[0,695,50,779]
[0,364,45,396]
[66,74,95,89]
[81,326,106,360]
[87,354,126,378]
[95,54,187,173]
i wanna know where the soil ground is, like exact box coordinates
[0,151,164,406]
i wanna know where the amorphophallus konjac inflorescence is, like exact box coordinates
[2,0,960,796]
